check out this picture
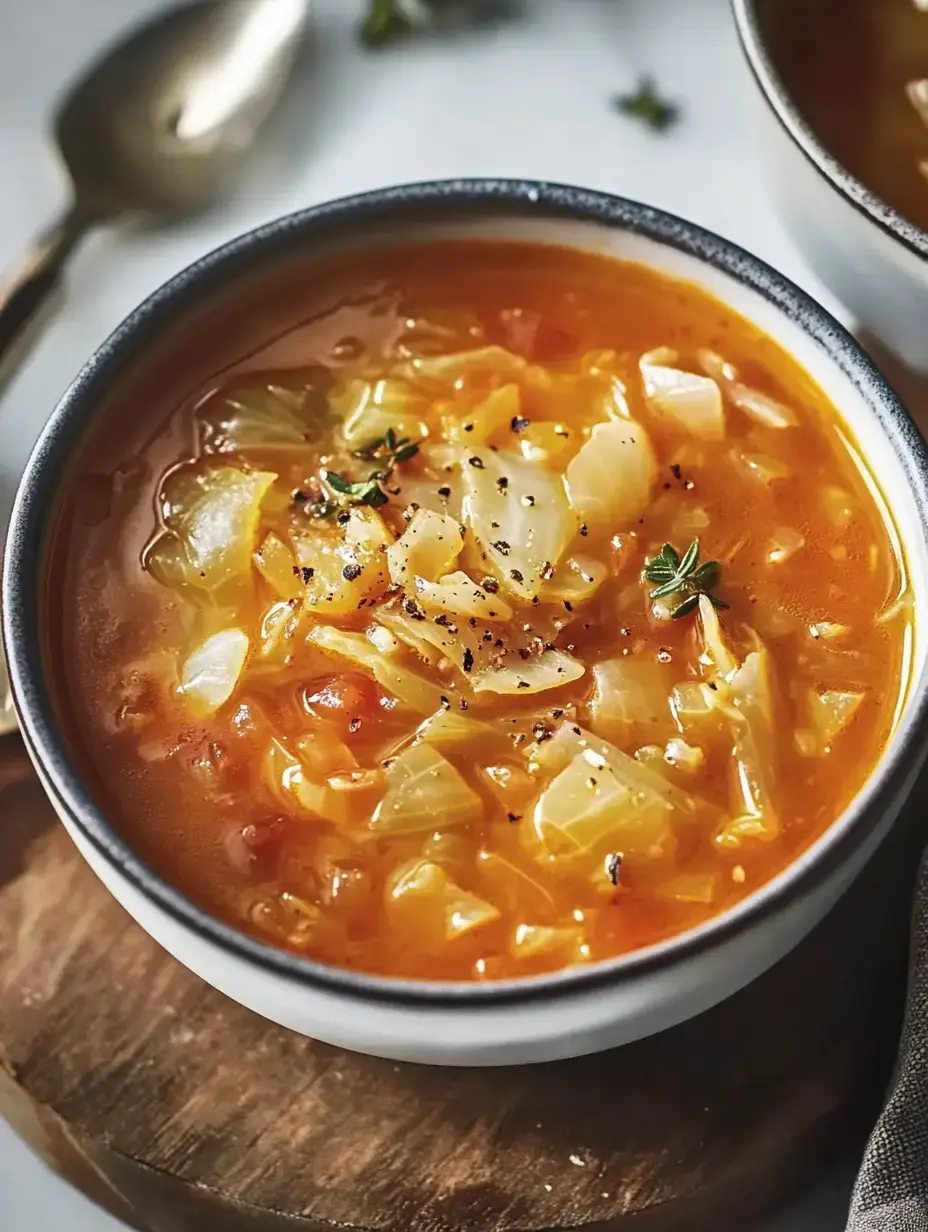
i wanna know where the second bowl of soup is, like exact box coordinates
[733,0,928,374]
[6,181,928,1064]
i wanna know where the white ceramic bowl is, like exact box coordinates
[732,0,928,375]
[6,180,928,1066]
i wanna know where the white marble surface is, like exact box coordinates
[0,0,865,1228]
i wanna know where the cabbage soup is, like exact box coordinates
[52,241,912,981]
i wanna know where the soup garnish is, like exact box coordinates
[53,240,911,981]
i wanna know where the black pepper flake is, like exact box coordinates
[468,456,485,469]
[438,485,451,498]
[510,568,524,583]
[620,627,631,636]
[440,696,451,710]
[532,722,553,742]
[459,699,469,711]
[512,732,526,746]
[607,852,623,886]
[551,707,565,719]
[496,477,509,493]
[301,566,314,583]
[540,561,555,581]
[292,565,301,576]
[342,563,362,582]
[462,648,475,673]
[492,540,511,555]
[435,614,451,627]
[348,717,361,733]
[657,647,672,663]
[469,617,477,627]
[517,681,531,689]
[572,725,582,735]
[521,494,536,508]
[670,464,682,481]
[519,648,531,660]
[464,423,474,432]
[511,416,531,432]
[507,811,522,823]
[579,523,589,537]
[663,481,671,490]
[494,638,504,649]
[403,598,426,621]
[292,489,308,502]
[337,509,351,526]
[564,600,574,612]
[483,630,494,642]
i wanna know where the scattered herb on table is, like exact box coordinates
[613,76,680,132]
[317,427,420,514]
[642,539,727,619]
[360,0,519,48]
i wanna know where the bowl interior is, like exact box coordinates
[7,182,928,1002]
[732,0,928,260]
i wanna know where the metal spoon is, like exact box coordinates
[0,0,310,733]
[0,0,310,398]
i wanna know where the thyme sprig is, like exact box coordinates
[643,539,728,620]
[316,427,420,516]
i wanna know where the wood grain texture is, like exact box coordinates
[0,731,922,1232]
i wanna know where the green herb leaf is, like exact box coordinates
[325,470,354,495]
[360,0,413,47]
[642,538,725,619]
[613,77,680,133]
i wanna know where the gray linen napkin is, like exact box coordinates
[848,848,928,1229]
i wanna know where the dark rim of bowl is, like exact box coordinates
[5,178,928,1010]
[731,0,928,263]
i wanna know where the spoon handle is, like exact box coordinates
[0,205,92,399]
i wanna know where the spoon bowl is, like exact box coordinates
[56,0,309,221]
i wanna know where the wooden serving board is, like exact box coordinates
[0,731,922,1232]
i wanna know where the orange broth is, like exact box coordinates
[52,240,911,980]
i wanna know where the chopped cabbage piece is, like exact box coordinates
[527,750,677,870]
[510,923,586,963]
[472,648,585,696]
[415,708,499,754]
[444,384,520,445]
[664,738,705,773]
[147,465,276,591]
[670,680,719,731]
[808,688,865,746]
[715,647,781,847]
[264,737,382,827]
[197,381,320,453]
[293,507,391,615]
[371,744,484,835]
[698,594,739,680]
[309,626,446,713]
[337,377,430,447]
[640,349,725,441]
[588,657,672,743]
[767,527,805,565]
[179,629,249,715]
[821,485,854,530]
[477,850,556,916]
[526,722,720,826]
[461,447,576,600]
[401,345,550,390]
[254,532,303,600]
[729,448,789,486]
[387,509,464,587]
[696,350,798,428]
[414,570,514,621]
[385,858,500,944]
[540,555,608,606]
[565,419,657,529]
